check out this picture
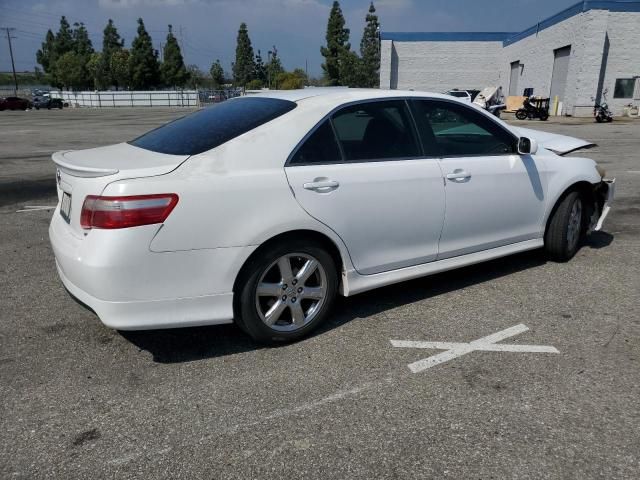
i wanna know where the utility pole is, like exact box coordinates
[2,28,18,95]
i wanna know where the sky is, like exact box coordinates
[0,0,581,77]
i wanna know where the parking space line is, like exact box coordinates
[391,324,559,373]
[16,205,56,213]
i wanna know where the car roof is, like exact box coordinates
[249,88,462,107]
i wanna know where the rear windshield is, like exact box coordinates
[129,97,296,155]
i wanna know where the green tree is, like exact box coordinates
[210,59,225,89]
[37,17,76,88]
[360,2,380,88]
[110,49,131,89]
[246,79,264,90]
[96,19,125,89]
[232,23,255,87]
[338,49,366,87]
[36,30,56,76]
[266,47,284,89]
[320,1,350,86]
[129,18,161,89]
[56,51,86,90]
[254,50,267,85]
[71,22,94,89]
[186,64,206,89]
[161,25,189,88]
[54,16,74,58]
[72,22,93,56]
[276,68,307,90]
[87,52,102,89]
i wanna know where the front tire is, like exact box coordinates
[516,109,528,120]
[544,191,584,262]
[235,239,338,343]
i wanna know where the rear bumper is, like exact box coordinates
[49,210,254,330]
[56,260,234,330]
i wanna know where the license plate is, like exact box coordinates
[60,191,72,223]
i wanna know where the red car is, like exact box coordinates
[0,96,31,111]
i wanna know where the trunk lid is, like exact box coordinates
[514,127,596,155]
[52,143,189,237]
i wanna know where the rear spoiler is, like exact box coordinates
[52,151,119,178]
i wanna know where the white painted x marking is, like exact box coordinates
[391,324,559,373]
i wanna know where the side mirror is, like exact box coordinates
[518,137,538,155]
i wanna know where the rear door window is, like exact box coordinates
[290,120,342,165]
[330,100,420,161]
[130,97,296,155]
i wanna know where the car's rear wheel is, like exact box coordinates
[544,190,584,262]
[235,240,338,343]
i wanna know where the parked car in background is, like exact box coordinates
[33,96,64,110]
[444,89,481,103]
[50,90,615,343]
[0,96,31,111]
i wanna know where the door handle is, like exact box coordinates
[445,170,471,181]
[303,180,340,191]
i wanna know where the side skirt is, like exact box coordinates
[341,238,544,296]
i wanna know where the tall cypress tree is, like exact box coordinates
[320,1,350,86]
[210,59,225,89]
[360,2,380,88]
[232,23,255,87]
[36,30,56,78]
[71,22,94,89]
[129,18,161,89]
[254,50,266,85]
[161,25,189,87]
[96,19,124,89]
[54,16,74,58]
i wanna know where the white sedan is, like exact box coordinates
[50,90,614,343]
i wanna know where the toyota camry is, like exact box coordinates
[49,89,615,343]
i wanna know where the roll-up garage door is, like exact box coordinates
[550,46,571,106]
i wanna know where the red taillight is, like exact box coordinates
[80,194,179,229]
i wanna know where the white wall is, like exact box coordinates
[501,10,608,116]
[381,8,640,117]
[600,11,640,114]
[50,90,199,107]
[380,39,504,93]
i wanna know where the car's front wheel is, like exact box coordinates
[544,190,584,262]
[235,240,338,343]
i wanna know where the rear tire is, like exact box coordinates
[596,115,604,123]
[234,239,338,344]
[540,111,549,121]
[544,191,584,262]
[515,109,528,120]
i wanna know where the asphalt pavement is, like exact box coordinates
[1,108,638,479]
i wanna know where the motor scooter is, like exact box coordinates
[592,89,613,123]
[516,96,550,121]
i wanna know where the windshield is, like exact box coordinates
[130,97,297,156]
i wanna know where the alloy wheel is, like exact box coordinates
[255,253,328,332]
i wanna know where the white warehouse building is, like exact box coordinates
[380,0,640,116]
